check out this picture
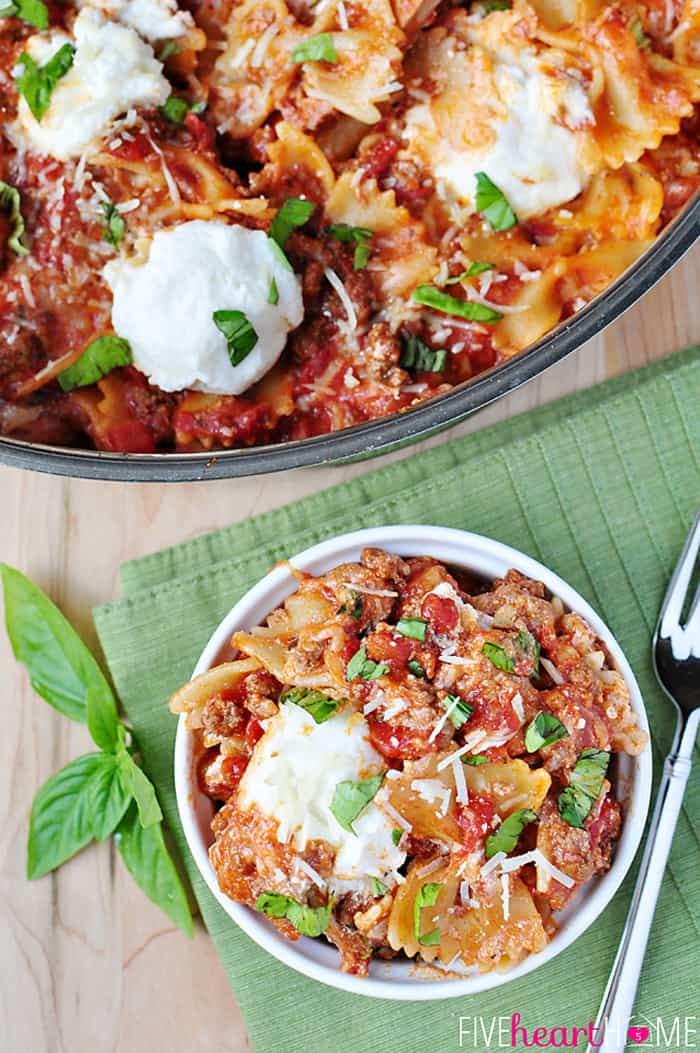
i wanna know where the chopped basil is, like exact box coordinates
[475,172,518,232]
[345,645,388,682]
[391,827,403,845]
[212,309,258,366]
[482,641,515,673]
[413,882,443,946]
[444,262,494,283]
[292,32,338,64]
[369,876,389,897]
[100,201,125,249]
[485,807,538,859]
[400,333,447,373]
[525,711,569,752]
[476,0,511,11]
[268,276,279,305]
[280,686,341,723]
[338,591,363,619]
[396,616,427,641]
[558,748,610,827]
[255,891,333,937]
[160,94,205,123]
[0,181,29,256]
[462,754,489,766]
[326,223,373,271]
[517,630,540,674]
[630,16,651,48]
[157,40,180,61]
[15,42,75,122]
[58,335,132,392]
[407,658,426,678]
[0,0,48,27]
[330,773,385,833]
[270,197,315,250]
[411,285,503,323]
[444,693,473,730]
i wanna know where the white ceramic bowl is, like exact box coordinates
[174,525,652,1000]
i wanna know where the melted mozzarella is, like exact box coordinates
[103,220,304,394]
[238,702,406,887]
[11,9,169,161]
[84,0,193,42]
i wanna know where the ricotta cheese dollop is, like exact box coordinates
[103,220,304,395]
[84,0,193,42]
[237,701,406,890]
[12,8,169,161]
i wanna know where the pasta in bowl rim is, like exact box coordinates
[173,525,652,1000]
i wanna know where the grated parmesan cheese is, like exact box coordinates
[452,756,469,804]
[541,657,565,685]
[324,267,357,330]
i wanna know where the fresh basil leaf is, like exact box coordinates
[117,751,163,827]
[444,693,473,730]
[482,641,514,672]
[213,309,258,366]
[86,681,121,752]
[485,807,538,859]
[369,876,389,897]
[27,753,103,878]
[157,39,180,61]
[330,773,385,833]
[268,276,279,305]
[0,0,48,27]
[255,891,333,936]
[413,881,443,946]
[391,827,403,845]
[292,32,337,64]
[115,803,193,936]
[58,334,132,391]
[444,262,494,283]
[87,753,132,842]
[0,180,29,256]
[281,686,341,723]
[354,240,371,270]
[630,16,651,48]
[100,201,125,249]
[400,333,447,373]
[476,0,511,11]
[462,754,489,766]
[570,748,610,798]
[268,236,293,271]
[326,223,373,270]
[345,645,389,681]
[15,42,75,122]
[517,629,540,674]
[525,711,569,752]
[160,95,189,123]
[338,591,363,619]
[269,197,315,248]
[475,171,517,231]
[408,658,426,678]
[411,285,503,322]
[396,616,427,641]
[1,563,115,724]
[557,785,590,828]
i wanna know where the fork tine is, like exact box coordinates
[659,505,700,641]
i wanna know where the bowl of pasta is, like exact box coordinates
[0,0,698,480]
[170,525,652,997]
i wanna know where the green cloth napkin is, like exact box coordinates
[95,346,700,1053]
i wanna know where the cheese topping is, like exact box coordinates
[237,702,406,887]
[11,9,169,161]
[103,220,304,395]
[84,0,193,41]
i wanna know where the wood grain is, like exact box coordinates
[0,245,698,1052]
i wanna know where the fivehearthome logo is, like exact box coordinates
[457,1013,698,1049]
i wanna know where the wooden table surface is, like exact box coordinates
[1,245,698,1053]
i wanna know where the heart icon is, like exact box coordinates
[627,1026,650,1043]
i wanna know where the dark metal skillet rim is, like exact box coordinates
[1,193,698,482]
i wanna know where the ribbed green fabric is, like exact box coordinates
[95,347,700,1053]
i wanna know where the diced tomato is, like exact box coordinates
[367,717,436,760]
[455,794,496,853]
[421,593,458,633]
[360,137,399,181]
[244,717,264,749]
[469,689,522,735]
[365,629,414,676]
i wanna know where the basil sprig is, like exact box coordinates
[413,881,443,946]
[346,644,388,681]
[1,565,193,935]
[0,180,29,256]
[213,309,258,366]
[0,0,48,29]
[100,201,125,249]
[558,748,610,828]
[482,641,514,672]
[391,827,403,845]
[462,754,489,766]
[292,32,338,64]
[396,616,427,641]
[400,333,447,373]
[475,172,518,232]
[330,773,385,833]
[160,94,206,124]
[270,197,315,248]
[525,711,569,752]
[256,891,333,937]
[485,807,538,858]
[444,693,473,729]
[58,334,132,391]
[411,284,503,323]
[15,42,75,122]
[326,223,373,270]
[281,685,341,723]
[267,276,279,305]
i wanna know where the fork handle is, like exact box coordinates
[587,712,699,1053]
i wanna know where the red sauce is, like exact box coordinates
[455,794,496,853]
[421,593,458,633]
